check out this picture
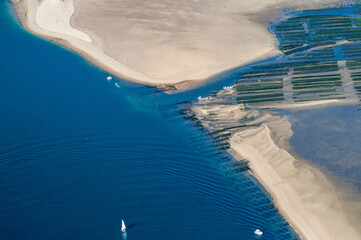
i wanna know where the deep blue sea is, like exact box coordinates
[0,1,298,239]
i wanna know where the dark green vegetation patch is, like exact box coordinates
[231,6,361,106]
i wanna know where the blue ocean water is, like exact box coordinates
[0,1,298,239]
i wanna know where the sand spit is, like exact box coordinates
[232,118,361,240]
[192,103,361,240]
[250,98,360,111]
[12,0,345,88]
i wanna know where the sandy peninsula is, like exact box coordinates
[11,0,344,88]
[192,101,361,240]
[231,116,361,240]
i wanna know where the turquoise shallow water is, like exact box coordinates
[0,1,298,239]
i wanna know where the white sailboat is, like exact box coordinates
[107,76,113,80]
[121,219,126,233]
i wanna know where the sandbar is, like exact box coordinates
[192,102,361,240]
[11,0,343,88]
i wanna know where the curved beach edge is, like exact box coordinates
[9,0,287,90]
[230,120,361,240]
[192,102,361,240]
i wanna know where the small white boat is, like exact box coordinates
[107,76,113,80]
[121,219,126,233]
[223,86,233,90]
[198,96,209,101]
[254,229,263,236]
[115,83,120,88]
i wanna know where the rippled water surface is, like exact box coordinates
[0,1,298,239]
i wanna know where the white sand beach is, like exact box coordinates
[12,0,343,88]
[36,0,92,42]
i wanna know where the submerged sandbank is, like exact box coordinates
[12,0,343,88]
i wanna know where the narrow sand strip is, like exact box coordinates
[192,103,361,240]
[231,119,361,240]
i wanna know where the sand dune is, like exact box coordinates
[192,102,361,240]
[231,118,361,240]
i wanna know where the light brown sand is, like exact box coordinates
[192,102,361,240]
[12,0,344,88]
[231,119,361,240]
[72,0,282,83]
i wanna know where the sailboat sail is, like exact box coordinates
[121,219,126,232]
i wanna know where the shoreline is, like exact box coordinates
[229,148,307,240]
[9,0,170,87]
[10,0,347,90]
[230,122,361,240]
[10,0,283,90]
[192,103,361,240]
[9,0,361,239]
